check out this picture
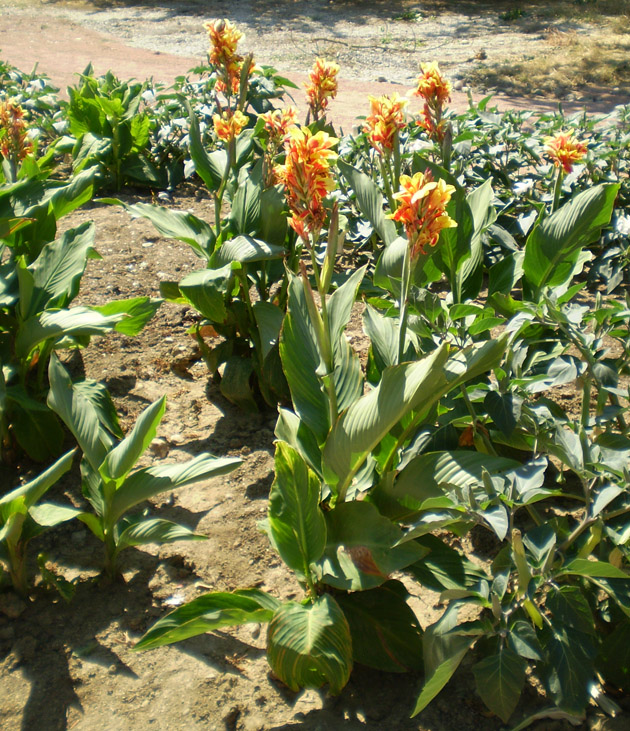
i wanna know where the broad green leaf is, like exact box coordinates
[29,502,82,527]
[327,266,366,344]
[0,449,75,511]
[229,178,261,236]
[6,386,64,461]
[337,159,397,245]
[100,397,166,484]
[252,301,284,361]
[332,328,364,415]
[187,105,227,191]
[598,620,630,691]
[508,620,544,661]
[522,524,556,568]
[316,501,426,591]
[177,266,232,323]
[267,595,352,694]
[484,390,522,437]
[336,580,423,672]
[280,273,329,443]
[73,379,123,439]
[322,345,450,497]
[134,589,279,651]
[259,186,287,246]
[407,535,489,592]
[459,179,495,301]
[47,356,114,471]
[29,222,98,312]
[94,296,161,336]
[473,647,526,722]
[16,307,124,360]
[373,236,407,292]
[108,453,241,524]
[412,608,477,717]
[375,450,519,521]
[267,442,326,581]
[103,199,215,260]
[557,559,629,580]
[219,356,257,412]
[115,516,206,553]
[210,235,284,267]
[363,304,398,375]
[523,183,619,294]
[274,408,323,477]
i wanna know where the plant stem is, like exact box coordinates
[398,244,411,364]
[460,385,498,456]
[552,166,563,213]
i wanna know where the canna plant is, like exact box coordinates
[133,149,509,695]
[0,448,77,595]
[46,357,242,578]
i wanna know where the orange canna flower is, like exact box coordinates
[544,131,587,173]
[305,58,340,121]
[413,62,451,143]
[388,171,457,259]
[213,109,249,142]
[364,93,408,156]
[204,18,251,95]
[276,126,338,242]
[259,106,299,146]
[413,62,452,107]
[0,99,32,162]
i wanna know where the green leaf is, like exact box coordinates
[134,589,278,651]
[473,647,526,722]
[598,620,630,691]
[327,265,367,344]
[316,501,426,591]
[219,356,257,412]
[267,595,353,694]
[115,516,206,553]
[6,387,64,461]
[177,266,232,323]
[229,178,261,236]
[322,345,450,497]
[47,356,115,471]
[274,408,322,477]
[29,502,82,528]
[100,397,166,484]
[259,186,287,245]
[337,159,397,246]
[94,296,161,336]
[408,535,489,592]
[103,199,215,260]
[484,390,521,437]
[108,453,241,525]
[558,559,629,580]
[376,450,519,521]
[0,449,75,512]
[523,183,619,294]
[336,580,423,672]
[210,235,284,267]
[508,619,544,661]
[363,304,398,374]
[16,307,125,360]
[267,442,326,581]
[187,105,227,191]
[280,273,329,443]
[411,608,477,717]
[252,301,284,361]
[29,221,98,312]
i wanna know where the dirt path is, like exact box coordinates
[1,0,627,134]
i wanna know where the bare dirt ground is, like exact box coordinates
[1,2,630,730]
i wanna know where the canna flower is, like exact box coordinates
[544,131,587,173]
[413,62,451,142]
[305,58,340,121]
[213,109,249,142]
[259,106,299,146]
[0,99,32,162]
[204,18,251,95]
[413,62,452,108]
[276,126,338,242]
[388,171,457,259]
[364,93,408,156]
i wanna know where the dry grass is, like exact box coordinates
[466,30,630,98]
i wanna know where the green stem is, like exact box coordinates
[552,166,564,213]
[380,156,396,211]
[580,376,592,429]
[398,244,411,364]
[392,131,402,195]
[460,385,498,456]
